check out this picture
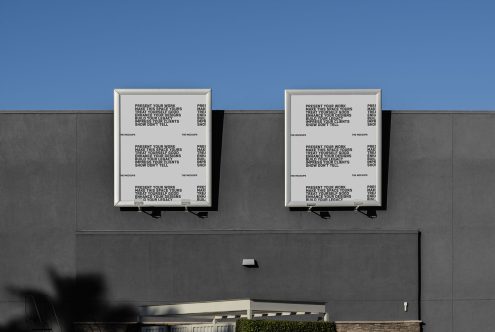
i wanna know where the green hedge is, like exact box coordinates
[235,318,336,332]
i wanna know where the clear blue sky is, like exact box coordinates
[1,0,494,110]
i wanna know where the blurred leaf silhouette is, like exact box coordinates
[0,268,137,332]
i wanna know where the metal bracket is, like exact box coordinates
[134,199,144,212]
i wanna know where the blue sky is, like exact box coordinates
[0,0,494,110]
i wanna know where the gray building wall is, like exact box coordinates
[0,111,494,331]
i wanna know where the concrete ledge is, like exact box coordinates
[335,321,422,332]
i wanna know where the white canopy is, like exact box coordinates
[140,299,329,324]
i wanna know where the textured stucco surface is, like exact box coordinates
[1,111,495,331]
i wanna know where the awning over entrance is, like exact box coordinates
[140,299,329,324]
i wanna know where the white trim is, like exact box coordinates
[140,299,327,321]
[142,300,252,316]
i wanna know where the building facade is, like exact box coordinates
[1,111,494,332]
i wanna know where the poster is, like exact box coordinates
[114,89,211,207]
[285,89,381,207]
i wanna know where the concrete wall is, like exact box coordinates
[1,111,495,331]
[77,231,418,317]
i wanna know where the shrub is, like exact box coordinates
[235,318,336,332]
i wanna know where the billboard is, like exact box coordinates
[114,89,211,207]
[285,89,381,207]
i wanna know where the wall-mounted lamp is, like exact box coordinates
[355,206,378,219]
[151,209,161,219]
[242,259,258,268]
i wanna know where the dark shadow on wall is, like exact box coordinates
[380,110,392,210]
[0,268,137,332]
[120,110,225,218]
[288,110,392,217]
[418,231,422,323]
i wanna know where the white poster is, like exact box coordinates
[114,89,211,207]
[285,89,381,207]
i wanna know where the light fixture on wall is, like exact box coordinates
[242,259,258,268]
[354,206,378,219]
[307,205,331,219]
[151,209,161,219]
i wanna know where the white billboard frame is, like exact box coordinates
[285,89,382,208]
[114,88,212,208]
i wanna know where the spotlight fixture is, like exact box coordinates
[242,259,258,268]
